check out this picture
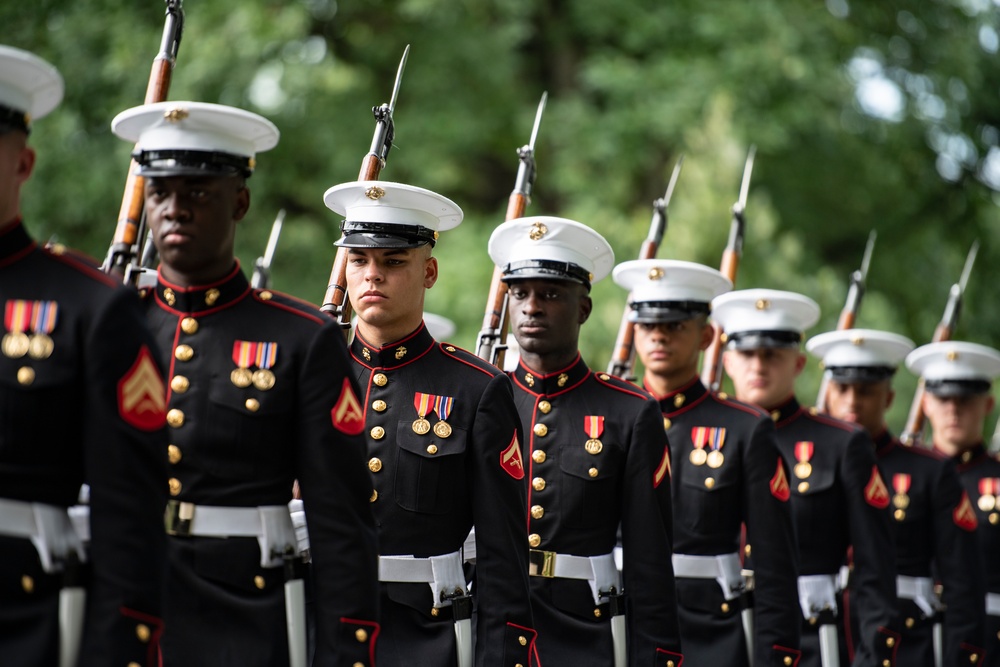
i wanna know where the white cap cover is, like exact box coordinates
[0,45,63,131]
[905,341,1000,396]
[488,216,614,289]
[613,259,732,323]
[711,289,820,349]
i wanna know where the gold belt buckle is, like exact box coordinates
[164,500,195,536]
[528,549,556,578]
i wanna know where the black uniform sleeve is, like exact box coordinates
[294,320,380,666]
[840,430,899,666]
[469,372,537,667]
[622,397,683,663]
[78,286,169,667]
[742,415,801,660]
[933,459,986,661]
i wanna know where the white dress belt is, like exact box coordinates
[529,550,620,606]
[671,552,745,601]
[165,501,297,569]
[896,575,942,618]
[0,497,85,573]
[986,592,1000,617]
[379,550,467,608]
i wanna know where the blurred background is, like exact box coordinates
[6,0,1000,436]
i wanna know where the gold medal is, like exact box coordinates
[433,420,452,438]
[707,450,725,469]
[252,369,275,391]
[979,494,997,512]
[892,493,910,510]
[412,418,431,435]
[794,461,812,479]
[27,333,54,359]
[689,448,707,466]
[230,367,253,388]
[2,332,29,358]
[585,438,603,455]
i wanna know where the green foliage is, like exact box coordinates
[4,0,999,436]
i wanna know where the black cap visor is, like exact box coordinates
[133,149,252,178]
[826,365,896,384]
[334,221,437,249]
[628,300,710,324]
[925,378,992,397]
[501,259,592,291]
[725,329,803,351]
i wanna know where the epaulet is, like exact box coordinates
[805,407,865,434]
[438,343,503,377]
[44,243,119,289]
[593,371,652,401]
[713,391,769,417]
[251,288,327,326]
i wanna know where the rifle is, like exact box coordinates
[251,209,286,290]
[899,240,979,446]
[320,45,410,334]
[475,92,548,367]
[605,156,685,380]
[814,230,877,411]
[102,0,184,286]
[700,145,756,392]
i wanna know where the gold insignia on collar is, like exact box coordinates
[720,333,729,343]
[648,267,664,280]
[48,243,65,255]
[755,299,770,310]
[362,348,371,361]
[205,288,221,306]
[528,222,548,241]
[163,288,176,306]
[248,157,257,170]
[771,410,780,422]
[525,373,535,387]
[395,346,407,360]
[851,335,864,346]
[946,350,959,361]
[365,186,386,200]
[673,394,685,408]
[557,373,569,387]
[163,107,189,122]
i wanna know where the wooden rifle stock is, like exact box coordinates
[606,156,683,380]
[475,93,548,367]
[104,0,183,284]
[320,46,410,337]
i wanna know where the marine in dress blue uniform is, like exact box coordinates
[112,101,380,666]
[908,341,1000,667]
[0,45,169,667]
[714,290,900,667]
[489,217,683,667]
[324,180,537,667]
[809,329,985,667]
[614,259,801,667]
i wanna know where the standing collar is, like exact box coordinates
[644,375,708,414]
[873,428,896,457]
[940,442,988,468]
[351,321,436,369]
[768,395,802,425]
[512,353,590,396]
[0,219,35,262]
[155,262,251,314]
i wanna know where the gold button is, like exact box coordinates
[531,505,544,519]
[668,662,676,667]
[168,445,181,464]
[518,636,527,646]
[373,373,388,387]
[427,444,438,455]
[721,602,730,613]
[21,575,33,593]
[771,410,780,421]
[588,467,598,478]
[17,367,34,385]
[136,623,150,642]
[882,661,890,667]
[174,344,194,361]
[970,655,978,664]
[353,663,364,667]
[180,317,198,334]
[532,477,546,491]
[445,345,456,352]
[245,398,260,412]
[373,399,387,412]
[170,375,190,393]
[128,663,141,667]
[990,513,999,525]
[369,489,378,503]
[355,628,368,642]
[886,637,895,647]
[809,616,818,625]
[167,408,185,427]
[718,392,729,400]
[894,509,905,521]
[257,290,272,301]
[784,658,793,666]
[905,617,915,628]
[745,544,752,557]
[254,575,266,589]
[371,426,385,440]
[431,607,440,617]
[528,533,541,547]
[538,400,552,414]
[704,478,715,489]
[663,418,671,430]
[532,450,546,463]
[368,458,382,473]
[593,608,602,618]
[533,423,548,437]
[168,478,181,496]
[798,481,810,493]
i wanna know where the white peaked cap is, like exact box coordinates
[0,45,64,127]
[711,289,820,349]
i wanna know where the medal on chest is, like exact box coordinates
[231,341,278,390]
[793,441,814,479]
[3,300,58,360]
[892,473,911,521]
[584,415,604,455]
[690,427,726,467]
[979,478,999,513]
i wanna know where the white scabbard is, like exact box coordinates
[285,577,307,667]
[611,613,627,667]
[933,622,943,667]
[455,616,473,667]
[59,586,86,667]
[741,607,754,666]
[819,624,839,667]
